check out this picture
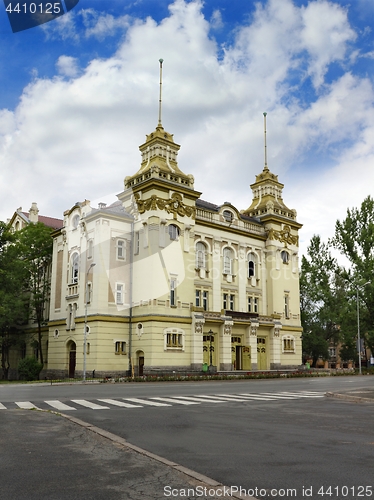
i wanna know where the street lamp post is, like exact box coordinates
[208,329,214,373]
[83,262,96,382]
[356,281,370,375]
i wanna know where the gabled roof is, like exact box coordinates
[20,212,64,230]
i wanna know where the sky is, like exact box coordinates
[0,0,373,259]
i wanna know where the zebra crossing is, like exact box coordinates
[0,390,325,411]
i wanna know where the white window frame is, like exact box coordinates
[282,335,295,353]
[116,283,124,305]
[247,252,256,278]
[134,231,140,255]
[202,291,208,311]
[195,289,201,307]
[196,242,206,269]
[284,294,290,319]
[164,328,185,351]
[223,210,233,223]
[223,247,233,275]
[117,239,126,260]
[114,340,127,355]
[281,250,289,264]
[71,252,79,284]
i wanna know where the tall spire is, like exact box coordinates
[158,58,164,129]
[263,112,268,172]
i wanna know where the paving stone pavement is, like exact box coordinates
[0,409,253,500]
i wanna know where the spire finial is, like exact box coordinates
[263,112,269,171]
[158,58,164,128]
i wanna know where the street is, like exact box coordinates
[1,376,374,499]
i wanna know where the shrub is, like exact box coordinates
[18,357,43,381]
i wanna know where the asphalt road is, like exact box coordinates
[1,377,374,500]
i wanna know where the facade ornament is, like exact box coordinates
[194,316,205,334]
[134,192,196,219]
[223,320,233,335]
[273,320,282,337]
[250,320,259,336]
[267,224,298,247]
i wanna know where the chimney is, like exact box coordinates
[29,202,39,223]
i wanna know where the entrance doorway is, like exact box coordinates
[137,351,144,376]
[203,333,215,366]
[257,337,267,370]
[67,341,76,378]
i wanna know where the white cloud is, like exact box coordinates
[80,9,131,39]
[41,11,79,42]
[56,55,80,77]
[1,0,373,262]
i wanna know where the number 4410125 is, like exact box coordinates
[317,486,373,496]
[6,3,62,14]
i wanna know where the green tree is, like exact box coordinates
[17,222,53,367]
[300,235,346,367]
[0,222,28,379]
[332,196,374,357]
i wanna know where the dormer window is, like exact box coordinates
[223,210,233,223]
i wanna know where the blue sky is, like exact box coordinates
[0,0,373,256]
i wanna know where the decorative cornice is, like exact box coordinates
[135,192,196,219]
[267,225,298,247]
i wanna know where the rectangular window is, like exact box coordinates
[116,284,124,305]
[229,294,235,311]
[166,333,183,348]
[248,297,252,312]
[283,337,294,352]
[170,278,176,306]
[115,341,126,354]
[202,291,208,311]
[254,297,258,313]
[284,295,289,318]
[195,290,201,307]
[134,231,140,255]
[117,239,125,260]
[223,293,228,310]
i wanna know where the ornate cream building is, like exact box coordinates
[46,108,303,378]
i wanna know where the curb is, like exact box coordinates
[326,392,374,403]
[58,412,258,500]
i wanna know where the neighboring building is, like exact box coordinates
[46,115,303,378]
[6,204,63,379]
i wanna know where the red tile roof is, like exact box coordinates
[21,212,63,230]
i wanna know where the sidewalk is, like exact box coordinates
[326,388,374,403]
[0,409,255,500]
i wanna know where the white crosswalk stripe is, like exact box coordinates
[151,397,199,405]
[122,398,171,407]
[173,396,225,403]
[0,391,325,411]
[71,400,110,409]
[15,401,42,410]
[98,399,142,408]
[45,400,77,411]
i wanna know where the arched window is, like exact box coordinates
[168,224,180,241]
[71,252,79,284]
[247,253,256,278]
[223,247,233,275]
[281,250,289,264]
[196,242,207,269]
[223,210,233,223]
[72,214,80,229]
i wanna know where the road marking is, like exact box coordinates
[71,400,110,409]
[123,398,171,407]
[151,397,200,405]
[201,395,252,402]
[238,393,280,400]
[15,401,42,410]
[45,400,77,411]
[279,392,325,398]
[0,403,7,409]
[254,393,300,399]
[98,399,142,408]
[173,396,225,403]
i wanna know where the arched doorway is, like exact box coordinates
[67,340,76,378]
[136,350,144,376]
